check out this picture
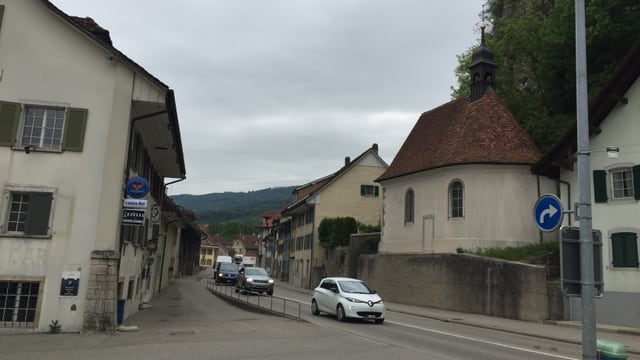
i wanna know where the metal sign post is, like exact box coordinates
[575,0,597,358]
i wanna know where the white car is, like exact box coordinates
[311,277,385,324]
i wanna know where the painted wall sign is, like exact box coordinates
[124,199,148,208]
[126,176,149,198]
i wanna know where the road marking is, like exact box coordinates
[388,320,579,360]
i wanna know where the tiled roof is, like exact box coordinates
[377,91,540,182]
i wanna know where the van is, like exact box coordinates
[213,256,232,279]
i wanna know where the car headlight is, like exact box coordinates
[344,297,364,303]
[247,278,254,283]
[268,279,274,284]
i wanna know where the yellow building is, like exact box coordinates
[283,144,387,288]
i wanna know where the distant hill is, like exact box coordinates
[171,186,296,225]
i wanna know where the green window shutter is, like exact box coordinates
[633,165,640,200]
[593,170,608,203]
[360,185,365,196]
[0,101,20,146]
[24,192,53,236]
[62,107,88,152]
[611,232,638,267]
[374,186,379,197]
[0,5,5,33]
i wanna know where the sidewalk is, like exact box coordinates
[274,279,640,357]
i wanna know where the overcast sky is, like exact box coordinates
[52,1,483,195]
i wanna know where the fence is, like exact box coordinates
[204,279,303,320]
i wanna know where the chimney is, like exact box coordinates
[372,143,378,154]
[345,157,351,166]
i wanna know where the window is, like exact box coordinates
[21,106,65,150]
[360,185,379,197]
[2,190,54,237]
[0,101,87,151]
[611,168,633,199]
[0,281,40,328]
[404,189,414,224]
[593,166,640,203]
[611,232,638,268]
[449,180,464,218]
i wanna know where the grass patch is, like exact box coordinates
[469,241,559,261]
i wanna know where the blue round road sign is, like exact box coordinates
[533,194,563,232]
[126,176,149,199]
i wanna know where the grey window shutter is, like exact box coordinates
[24,192,53,236]
[612,232,638,267]
[62,107,88,152]
[593,170,608,203]
[633,165,640,200]
[0,101,20,146]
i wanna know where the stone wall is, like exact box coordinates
[358,253,549,321]
[83,250,119,332]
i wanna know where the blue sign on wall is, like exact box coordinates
[533,194,564,232]
[126,176,149,199]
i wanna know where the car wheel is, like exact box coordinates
[336,304,346,322]
[374,318,385,324]
[242,282,248,295]
[311,299,320,315]
[267,290,273,296]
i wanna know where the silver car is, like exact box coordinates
[235,267,274,296]
[311,277,385,324]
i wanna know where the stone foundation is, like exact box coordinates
[83,250,119,332]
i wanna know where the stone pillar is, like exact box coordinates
[83,250,119,332]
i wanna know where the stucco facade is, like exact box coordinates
[379,164,551,254]
[286,147,387,288]
[0,1,192,333]
[562,77,640,327]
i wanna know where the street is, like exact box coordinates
[0,271,633,360]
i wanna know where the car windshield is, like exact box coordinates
[338,280,373,294]
[220,263,237,271]
[245,268,268,276]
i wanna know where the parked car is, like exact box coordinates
[235,267,274,296]
[214,262,239,285]
[311,277,385,324]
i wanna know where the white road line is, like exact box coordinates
[387,320,579,360]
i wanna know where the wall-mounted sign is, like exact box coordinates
[60,271,80,297]
[124,199,148,208]
[126,176,149,199]
[151,204,161,224]
[122,208,145,226]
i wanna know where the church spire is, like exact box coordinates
[469,6,497,102]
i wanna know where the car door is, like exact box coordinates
[324,281,341,314]
[314,280,333,313]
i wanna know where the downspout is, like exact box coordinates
[309,204,315,289]
[157,180,186,292]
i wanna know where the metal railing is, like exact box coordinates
[205,279,303,320]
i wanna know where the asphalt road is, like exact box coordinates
[0,271,599,359]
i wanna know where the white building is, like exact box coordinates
[0,0,199,332]
[377,29,552,254]
[533,40,640,328]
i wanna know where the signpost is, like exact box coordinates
[560,226,603,297]
[533,194,563,232]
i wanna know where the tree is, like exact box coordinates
[318,217,358,250]
[451,0,640,151]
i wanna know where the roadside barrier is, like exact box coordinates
[204,279,303,320]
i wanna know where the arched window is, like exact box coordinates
[404,189,414,224]
[449,180,464,218]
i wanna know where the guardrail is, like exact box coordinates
[205,279,304,320]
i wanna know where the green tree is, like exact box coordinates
[318,217,358,250]
[451,0,640,151]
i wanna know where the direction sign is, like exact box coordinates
[533,194,563,232]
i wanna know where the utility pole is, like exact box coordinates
[575,0,597,358]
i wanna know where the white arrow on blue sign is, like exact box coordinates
[533,194,564,232]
